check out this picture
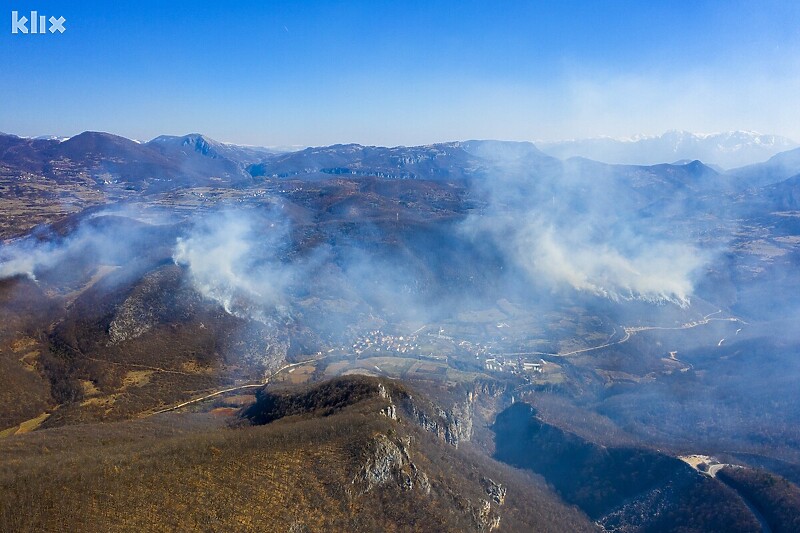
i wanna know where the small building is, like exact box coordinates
[523,362,543,373]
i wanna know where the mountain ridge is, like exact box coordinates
[537,130,798,169]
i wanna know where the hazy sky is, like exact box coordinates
[2,0,799,146]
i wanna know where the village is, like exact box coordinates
[336,325,562,386]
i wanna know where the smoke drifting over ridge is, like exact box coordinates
[0,238,73,281]
[513,221,702,305]
[0,150,710,317]
[172,209,294,324]
[0,205,177,282]
[169,205,438,336]
[460,140,709,306]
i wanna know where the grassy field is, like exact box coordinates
[324,356,484,385]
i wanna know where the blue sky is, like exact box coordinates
[1,0,799,146]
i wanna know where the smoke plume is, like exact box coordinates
[172,209,294,324]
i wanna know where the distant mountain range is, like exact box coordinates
[3,130,800,200]
[0,131,800,192]
[537,130,798,169]
[9,129,797,170]
[0,131,275,191]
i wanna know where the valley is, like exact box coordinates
[1,131,800,531]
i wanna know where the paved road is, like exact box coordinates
[495,310,746,359]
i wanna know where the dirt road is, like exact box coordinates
[148,357,322,416]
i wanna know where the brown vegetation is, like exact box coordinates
[0,377,593,532]
[717,466,800,533]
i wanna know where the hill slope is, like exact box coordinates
[0,376,595,532]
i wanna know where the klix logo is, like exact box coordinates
[11,10,66,34]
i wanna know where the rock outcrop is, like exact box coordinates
[401,391,475,447]
[471,499,501,532]
[481,477,507,505]
[351,434,431,496]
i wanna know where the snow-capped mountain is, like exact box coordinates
[33,135,71,142]
[537,130,798,169]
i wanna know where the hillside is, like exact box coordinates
[493,402,763,531]
[0,377,594,532]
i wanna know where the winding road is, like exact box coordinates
[144,310,748,415]
[148,357,322,416]
[495,310,747,359]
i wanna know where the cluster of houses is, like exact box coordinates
[457,339,490,358]
[484,356,545,375]
[352,330,420,356]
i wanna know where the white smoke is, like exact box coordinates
[515,223,703,306]
[0,238,65,280]
[0,204,176,282]
[462,142,709,306]
[172,209,293,323]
